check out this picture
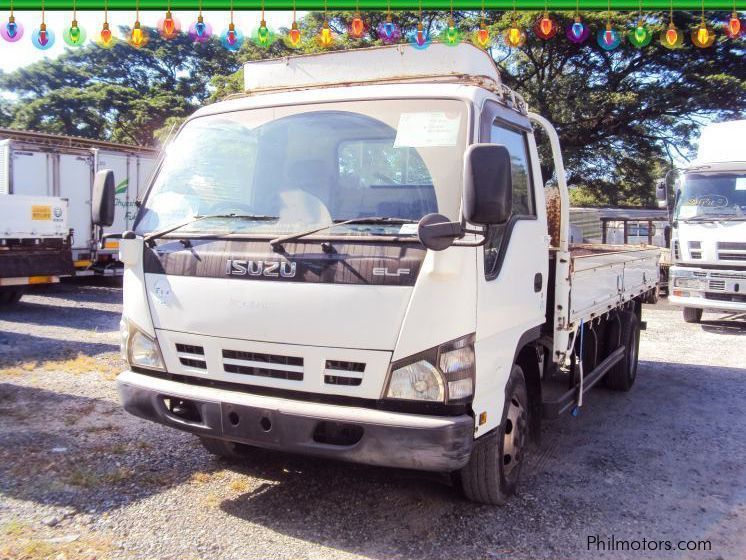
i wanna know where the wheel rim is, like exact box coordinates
[502,390,527,479]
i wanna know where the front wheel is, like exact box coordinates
[0,289,23,306]
[683,307,703,324]
[458,365,528,505]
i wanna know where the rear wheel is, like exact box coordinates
[458,365,528,505]
[683,307,703,324]
[0,289,23,306]
[604,311,640,391]
[199,436,253,460]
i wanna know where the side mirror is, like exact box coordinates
[417,213,463,251]
[655,178,667,209]
[92,169,116,227]
[462,144,512,225]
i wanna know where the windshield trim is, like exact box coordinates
[133,96,474,235]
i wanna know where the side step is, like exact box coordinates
[541,346,625,419]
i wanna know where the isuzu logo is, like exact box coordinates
[226,259,297,278]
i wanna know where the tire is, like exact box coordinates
[458,365,529,505]
[199,436,253,460]
[604,311,640,391]
[0,289,23,306]
[683,307,703,324]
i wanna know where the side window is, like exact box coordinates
[483,122,536,279]
[490,124,535,216]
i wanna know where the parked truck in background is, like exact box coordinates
[658,120,746,323]
[0,195,72,305]
[0,129,158,275]
[108,45,659,505]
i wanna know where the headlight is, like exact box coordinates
[121,318,165,370]
[385,334,475,403]
[387,360,444,402]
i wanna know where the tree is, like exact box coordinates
[0,27,241,145]
[485,11,745,206]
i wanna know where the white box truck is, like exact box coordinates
[657,120,746,322]
[0,194,73,305]
[109,45,659,504]
[0,129,158,275]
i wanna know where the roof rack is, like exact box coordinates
[0,127,159,154]
[237,43,528,115]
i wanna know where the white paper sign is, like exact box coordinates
[394,112,461,148]
[736,178,746,191]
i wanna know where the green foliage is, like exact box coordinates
[0,11,743,208]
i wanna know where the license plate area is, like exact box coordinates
[220,403,282,443]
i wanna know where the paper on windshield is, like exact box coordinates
[394,112,461,148]
[736,178,746,191]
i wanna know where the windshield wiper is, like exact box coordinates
[270,217,418,251]
[681,215,743,222]
[144,214,277,246]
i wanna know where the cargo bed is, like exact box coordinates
[567,244,660,326]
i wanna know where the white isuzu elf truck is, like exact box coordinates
[657,120,746,323]
[107,44,659,505]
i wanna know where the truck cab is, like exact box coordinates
[113,44,658,504]
[663,120,746,323]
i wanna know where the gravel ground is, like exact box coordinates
[1,281,745,560]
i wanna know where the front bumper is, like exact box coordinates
[117,370,474,472]
[669,266,746,312]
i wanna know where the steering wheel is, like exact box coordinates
[210,201,256,215]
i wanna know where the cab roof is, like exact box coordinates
[194,44,528,119]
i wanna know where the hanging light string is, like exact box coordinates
[229,0,234,25]
[261,0,265,24]
[41,0,45,25]
[104,0,108,24]
[481,0,485,25]
[292,0,296,23]
[700,0,706,24]
[386,0,391,21]
[575,0,580,18]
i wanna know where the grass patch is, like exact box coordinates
[64,467,102,489]
[2,520,32,537]
[228,478,250,493]
[191,471,212,484]
[0,352,121,379]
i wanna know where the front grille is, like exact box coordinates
[711,272,746,280]
[718,253,746,261]
[718,242,746,261]
[222,349,303,381]
[708,280,726,291]
[705,292,746,303]
[690,251,702,259]
[176,343,206,370]
[176,344,204,355]
[718,242,746,250]
[324,359,366,387]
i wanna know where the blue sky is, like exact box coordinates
[1,11,302,72]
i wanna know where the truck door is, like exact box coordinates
[58,153,94,253]
[472,105,548,435]
[11,149,53,196]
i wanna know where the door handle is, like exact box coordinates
[534,273,543,292]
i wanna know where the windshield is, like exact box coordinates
[674,173,746,221]
[135,99,468,237]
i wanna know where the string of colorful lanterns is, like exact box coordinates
[1,2,743,52]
